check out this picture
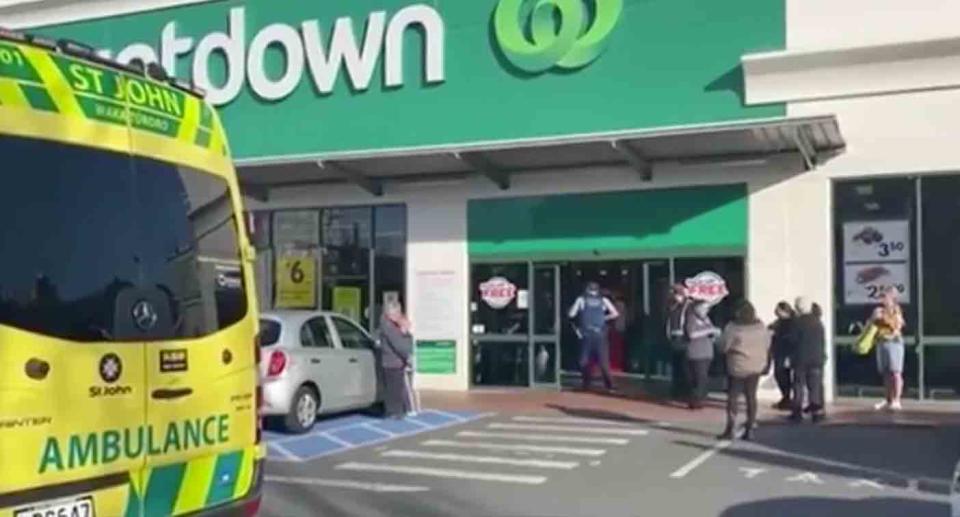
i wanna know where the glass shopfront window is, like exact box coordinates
[246,205,406,331]
[920,176,960,336]
[833,178,919,396]
[834,175,960,399]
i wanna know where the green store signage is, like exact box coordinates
[38,0,784,161]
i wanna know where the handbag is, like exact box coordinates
[854,323,878,356]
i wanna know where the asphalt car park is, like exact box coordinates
[260,410,955,516]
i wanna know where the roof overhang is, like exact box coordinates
[238,115,845,199]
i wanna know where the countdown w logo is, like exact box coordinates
[493,0,624,74]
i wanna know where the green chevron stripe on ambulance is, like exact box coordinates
[121,448,258,517]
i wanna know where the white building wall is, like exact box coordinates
[788,0,960,49]
[739,0,960,400]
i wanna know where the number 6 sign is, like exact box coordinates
[276,256,317,308]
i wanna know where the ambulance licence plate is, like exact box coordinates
[14,496,95,517]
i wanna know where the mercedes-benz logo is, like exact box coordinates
[132,300,158,331]
[100,353,122,384]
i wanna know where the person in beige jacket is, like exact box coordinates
[717,300,772,441]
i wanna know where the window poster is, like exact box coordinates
[275,255,318,309]
[333,286,362,322]
[842,220,911,305]
[413,271,459,367]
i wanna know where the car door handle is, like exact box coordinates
[349,358,359,364]
[151,388,193,400]
[310,358,321,364]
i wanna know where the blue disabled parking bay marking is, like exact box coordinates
[266,410,488,462]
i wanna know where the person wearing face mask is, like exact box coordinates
[684,300,721,410]
[569,281,620,392]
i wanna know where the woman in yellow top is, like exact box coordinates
[872,287,906,411]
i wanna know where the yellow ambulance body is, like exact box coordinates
[0,29,264,517]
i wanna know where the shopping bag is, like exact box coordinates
[854,323,879,356]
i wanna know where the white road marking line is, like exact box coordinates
[403,417,431,429]
[362,423,396,437]
[422,439,607,457]
[489,423,648,436]
[267,441,302,462]
[849,479,885,490]
[458,431,629,445]
[669,440,732,479]
[786,472,825,485]
[381,450,579,469]
[265,475,429,493]
[429,410,468,422]
[336,462,548,485]
[511,416,635,426]
[739,467,767,479]
[322,433,355,449]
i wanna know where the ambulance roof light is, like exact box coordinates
[0,27,28,43]
[126,58,147,76]
[146,61,169,82]
[28,35,57,51]
[169,77,207,99]
[56,39,96,59]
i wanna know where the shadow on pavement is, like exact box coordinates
[546,404,718,439]
[751,420,960,485]
[672,434,953,496]
[719,496,948,517]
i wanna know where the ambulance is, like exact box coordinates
[0,27,263,517]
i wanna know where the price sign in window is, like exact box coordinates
[276,256,318,308]
[843,263,911,304]
[842,220,911,305]
[843,221,910,262]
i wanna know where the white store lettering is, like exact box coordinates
[100,4,446,106]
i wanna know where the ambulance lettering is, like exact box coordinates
[65,62,184,117]
[37,414,230,473]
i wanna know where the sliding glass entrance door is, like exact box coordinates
[469,262,560,388]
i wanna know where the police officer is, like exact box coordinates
[569,281,620,392]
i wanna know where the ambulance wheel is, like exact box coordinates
[285,385,319,434]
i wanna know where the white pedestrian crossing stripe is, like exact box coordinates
[488,422,649,436]
[422,439,607,457]
[511,415,635,426]
[266,475,430,493]
[303,414,647,491]
[458,430,630,445]
[336,462,549,485]
[381,450,579,469]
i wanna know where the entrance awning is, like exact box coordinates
[237,114,844,198]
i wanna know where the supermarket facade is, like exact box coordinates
[6,0,960,399]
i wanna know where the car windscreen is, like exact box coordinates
[0,134,247,342]
[259,319,281,347]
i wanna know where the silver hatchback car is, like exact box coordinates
[259,310,383,433]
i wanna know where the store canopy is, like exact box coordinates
[237,114,844,198]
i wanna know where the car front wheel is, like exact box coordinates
[285,385,319,434]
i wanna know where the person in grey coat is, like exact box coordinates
[717,300,772,441]
[377,301,414,419]
[685,301,721,410]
